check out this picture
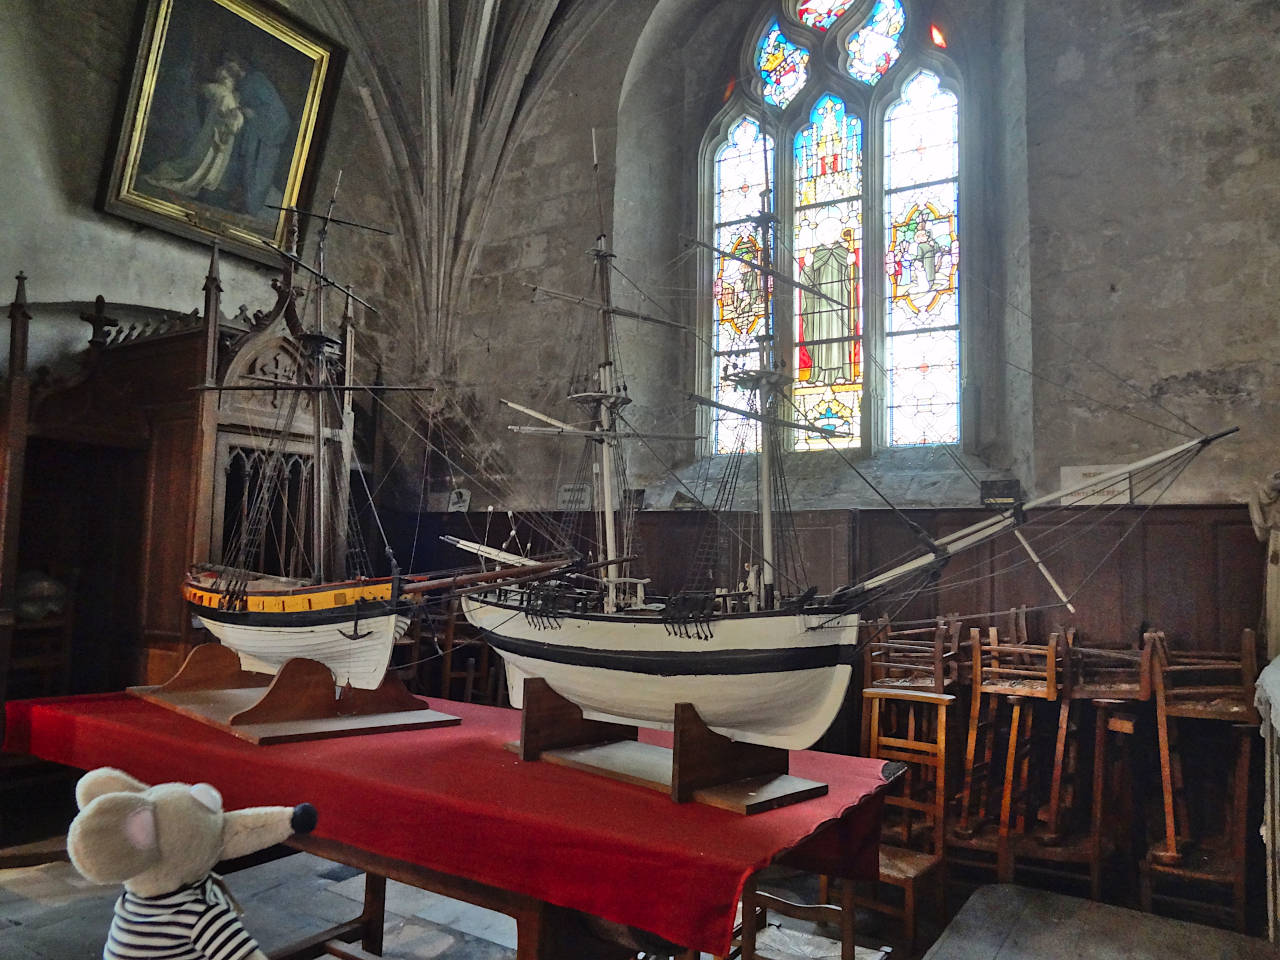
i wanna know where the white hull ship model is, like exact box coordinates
[451,212,1234,752]
[182,202,566,693]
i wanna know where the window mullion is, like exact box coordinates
[863,90,888,453]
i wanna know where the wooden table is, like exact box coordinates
[924,885,1275,960]
[4,693,891,958]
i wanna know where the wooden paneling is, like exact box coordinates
[899,506,1259,648]
[790,510,856,594]
[139,405,199,681]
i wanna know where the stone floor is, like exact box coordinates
[0,852,519,960]
[0,847,897,960]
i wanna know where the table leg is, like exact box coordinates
[514,900,550,960]
[362,873,386,954]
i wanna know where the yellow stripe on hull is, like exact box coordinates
[182,579,396,615]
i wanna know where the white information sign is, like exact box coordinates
[1058,465,1132,505]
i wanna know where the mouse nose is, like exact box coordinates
[291,803,317,834]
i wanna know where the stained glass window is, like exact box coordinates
[884,70,959,444]
[793,95,863,450]
[713,117,775,453]
[708,2,961,454]
[846,0,905,85]
[797,1,853,32]
[757,20,810,109]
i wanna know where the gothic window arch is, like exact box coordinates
[705,0,962,455]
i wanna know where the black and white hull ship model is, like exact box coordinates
[447,215,1235,751]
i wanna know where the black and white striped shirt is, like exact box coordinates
[103,875,260,960]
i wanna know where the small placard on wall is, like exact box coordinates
[447,489,472,512]
[557,482,593,511]
[1059,465,1132,505]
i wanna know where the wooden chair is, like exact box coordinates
[1006,698,1134,900]
[961,618,1064,882]
[860,614,961,761]
[431,597,498,703]
[863,614,962,694]
[1141,722,1256,932]
[1141,630,1259,931]
[1150,629,1260,865]
[1065,640,1153,702]
[737,761,912,960]
[844,688,954,952]
[1022,637,1150,855]
[739,872,859,960]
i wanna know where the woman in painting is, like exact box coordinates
[222,52,291,219]
[144,60,246,198]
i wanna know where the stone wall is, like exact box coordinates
[0,0,405,384]
[4,0,1274,514]
[1023,0,1280,500]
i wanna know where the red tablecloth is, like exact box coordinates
[4,693,888,955]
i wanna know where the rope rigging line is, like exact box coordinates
[618,407,806,595]
[972,271,1206,439]
[328,380,393,562]
[853,440,1201,596]
[853,445,1202,619]
[375,389,575,558]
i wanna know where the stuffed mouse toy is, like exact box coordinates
[67,767,317,960]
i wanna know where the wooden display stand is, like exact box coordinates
[129,643,460,745]
[513,678,827,815]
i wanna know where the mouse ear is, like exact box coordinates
[75,768,149,810]
[68,793,161,885]
[123,806,157,851]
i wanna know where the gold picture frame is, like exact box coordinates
[102,0,344,264]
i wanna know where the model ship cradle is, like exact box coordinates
[129,642,460,745]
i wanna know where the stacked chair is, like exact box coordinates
[1140,629,1261,931]
[947,608,1156,902]
[1008,632,1150,898]
[846,687,954,951]
[725,611,1263,955]
[949,610,1067,883]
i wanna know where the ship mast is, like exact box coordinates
[593,235,622,612]
[583,130,632,613]
[306,175,342,582]
[755,180,778,610]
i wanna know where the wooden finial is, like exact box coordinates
[204,241,222,291]
[11,272,29,313]
[80,295,119,348]
[203,243,223,383]
[10,272,31,374]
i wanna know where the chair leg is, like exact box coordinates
[740,877,759,960]
[1139,862,1153,914]
[998,698,1022,883]
[1154,694,1183,861]
[1013,702,1034,834]
[1045,698,1071,840]
[839,875,857,960]
[903,878,917,954]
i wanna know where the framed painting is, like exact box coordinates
[102,0,345,264]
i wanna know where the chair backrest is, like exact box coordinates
[976,617,1063,701]
[1150,629,1260,721]
[863,615,960,694]
[864,688,955,855]
[1066,640,1152,700]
